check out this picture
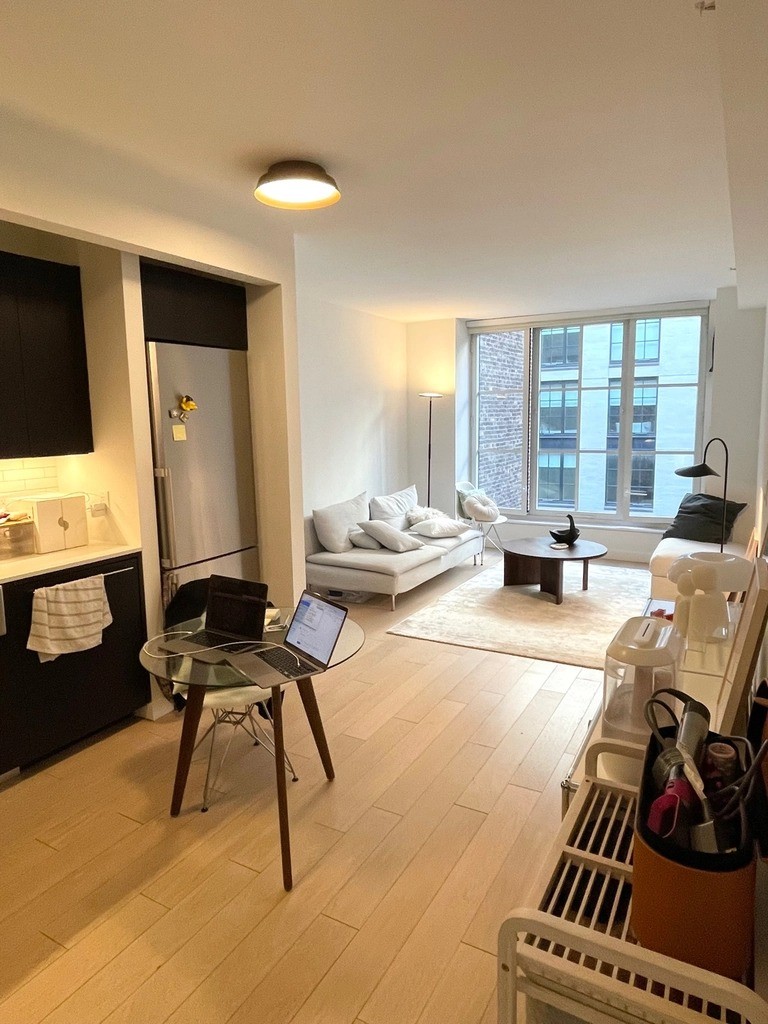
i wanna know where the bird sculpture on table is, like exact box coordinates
[550,514,580,546]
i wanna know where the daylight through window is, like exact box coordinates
[471,310,705,523]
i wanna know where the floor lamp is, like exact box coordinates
[418,392,443,506]
[675,436,730,553]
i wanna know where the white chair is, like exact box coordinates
[456,481,507,564]
[174,681,298,810]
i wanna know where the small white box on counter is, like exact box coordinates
[16,494,88,553]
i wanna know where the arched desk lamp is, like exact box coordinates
[674,436,729,553]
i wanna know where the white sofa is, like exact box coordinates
[304,486,484,609]
[649,493,752,599]
[649,536,749,599]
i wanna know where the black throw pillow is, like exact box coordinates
[662,492,748,543]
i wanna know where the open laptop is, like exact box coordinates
[227,590,348,682]
[161,575,269,663]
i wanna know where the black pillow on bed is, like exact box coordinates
[662,492,747,543]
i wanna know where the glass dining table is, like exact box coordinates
[140,614,365,890]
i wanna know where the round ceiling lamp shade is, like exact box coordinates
[253,160,340,210]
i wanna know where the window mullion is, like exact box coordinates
[616,318,635,519]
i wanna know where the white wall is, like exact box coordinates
[707,286,766,544]
[297,297,408,510]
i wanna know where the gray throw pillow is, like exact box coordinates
[369,485,418,531]
[349,527,382,549]
[662,492,747,543]
[312,492,368,552]
[358,520,424,551]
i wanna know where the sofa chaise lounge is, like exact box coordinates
[305,486,484,609]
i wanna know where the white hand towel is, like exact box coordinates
[27,575,113,663]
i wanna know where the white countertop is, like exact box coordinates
[0,542,142,584]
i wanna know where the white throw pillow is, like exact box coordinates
[358,519,424,551]
[313,491,368,552]
[409,517,466,538]
[406,505,448,525]
[369,484,418,531]
[349,527,382,549]
[463,492,499,523]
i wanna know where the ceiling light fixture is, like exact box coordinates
[253,160,340,210]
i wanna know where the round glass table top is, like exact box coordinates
[140,614,365,689]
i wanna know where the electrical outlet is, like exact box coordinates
[91,502,108,517]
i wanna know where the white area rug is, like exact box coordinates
[388,561,651,669]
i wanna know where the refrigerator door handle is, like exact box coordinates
[154,467,178,569]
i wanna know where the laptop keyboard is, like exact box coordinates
[259,646,316,678]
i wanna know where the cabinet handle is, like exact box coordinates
[103,567,135,578]
[0,585,5,637]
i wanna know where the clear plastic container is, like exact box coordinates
[603,616,682,743]
[0,519,35,559]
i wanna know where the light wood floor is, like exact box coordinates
[0,552,602,1024]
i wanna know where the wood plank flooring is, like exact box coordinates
[0,552,602,1024]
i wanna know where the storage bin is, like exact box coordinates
[0,519,35,559]
[632,727,757,980]
[16,493,88,553]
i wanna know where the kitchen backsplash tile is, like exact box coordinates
[0,458,60,498]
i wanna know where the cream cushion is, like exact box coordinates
[349,527,382,549]
[407,505,448,525]
[463,492,499,522]
[313,491,368,553]
[369,485,418,531]
[359,519,424,551]
[409,517,466,538]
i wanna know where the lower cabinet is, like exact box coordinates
[0,553,150,774]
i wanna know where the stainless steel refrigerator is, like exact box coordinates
[146,341,259,604]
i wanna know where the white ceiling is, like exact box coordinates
[0,1,741,321]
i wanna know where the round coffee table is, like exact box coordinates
[502,537,608,604]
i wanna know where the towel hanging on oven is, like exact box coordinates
[27,575,112,663]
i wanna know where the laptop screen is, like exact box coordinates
[284,591,347,666]
[205,576,269,640]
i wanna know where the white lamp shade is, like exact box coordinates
[254,161,340,209]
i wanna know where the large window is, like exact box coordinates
[472,310,704,522]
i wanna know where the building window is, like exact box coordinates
[473,311,703,522]
[605,378,658,509]
[541,325,580,367]
[539,382,578,443]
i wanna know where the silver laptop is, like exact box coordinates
[161,575,269,663]
[227,591,347,682]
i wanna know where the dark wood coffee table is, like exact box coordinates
[502,537,608,604]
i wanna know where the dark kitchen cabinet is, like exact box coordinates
[0,249,94,459]
[0,554,150,774]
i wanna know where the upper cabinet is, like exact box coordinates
[140,260,248,350]
[0,249,94,458]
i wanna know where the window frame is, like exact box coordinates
[468,302,709,527]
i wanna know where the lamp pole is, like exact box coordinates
[702,437,729,553]
[418,392,443,507]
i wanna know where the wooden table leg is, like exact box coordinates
[503,552,541,587]
[296,677,335,780]
[271,683,292,891]
[170,683,206,816]
[539,559,564,604]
